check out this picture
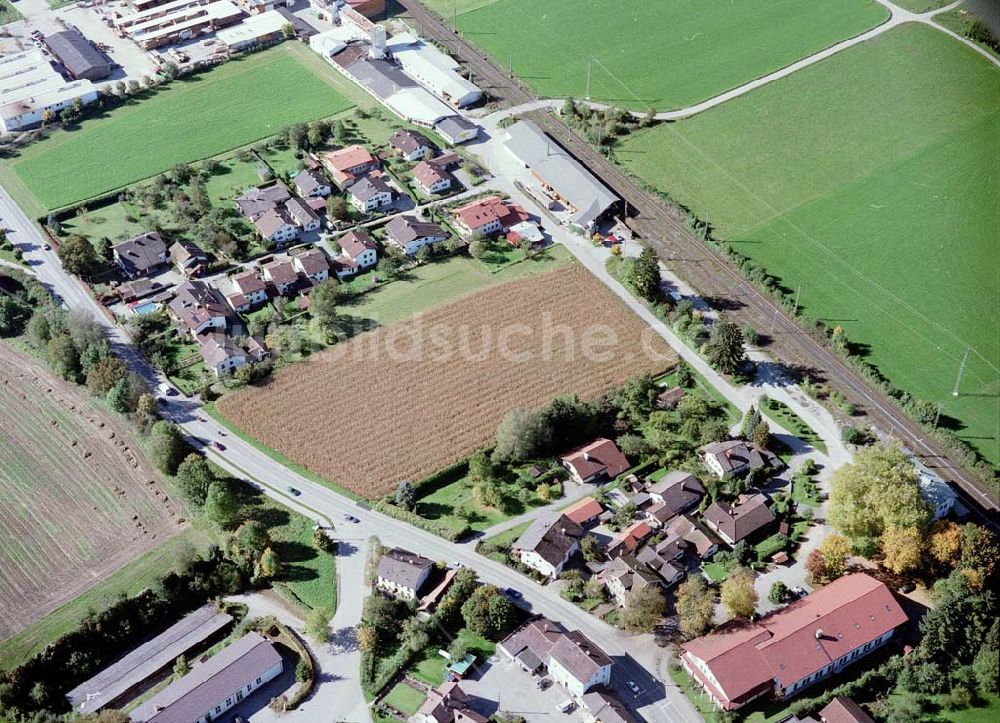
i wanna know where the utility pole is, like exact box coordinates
[793,285,801,316]
[934,402,942,429]
[586,57,592,100]
[769,306,779,335]
[952,347,970,397]
[453,4,457,30]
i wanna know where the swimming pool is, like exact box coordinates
[131,301,160,315]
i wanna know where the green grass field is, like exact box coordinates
[0,528,212,670]
[408,629,495,686]
[383,682,426,715]
[617,24,1000,465]
[6,46,353,211]
[429,0,887,110]
[0,0,22,23]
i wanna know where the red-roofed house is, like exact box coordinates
[562,496,603,528]
[452,195,529,237]
[322,145,380,188]
[819,697,875,723]
[413,160,452,196]
[560,438,630,485]
[606,520,653,559]
[681,574,908,711]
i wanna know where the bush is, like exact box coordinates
[295,657,310,682]
[841,426,865,445]
[373,500,470,541]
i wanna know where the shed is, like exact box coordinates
[44,30,111,81]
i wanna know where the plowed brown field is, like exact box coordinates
[0,344,184,642]
[218,264,676,498]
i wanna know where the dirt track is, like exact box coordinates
[0,343,184,642]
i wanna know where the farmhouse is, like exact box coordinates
[681,574,908,710]
[634,540,687,585]
[499,616,564,674]
[663,515,719,560]
[44,30,110,81]
[512,512,583,578]
[559,438,629,485]
[67,604,233,715]
[347,173,393,212]
[262,260,298,296]
[291,247,329,283]
[389,128,434,161]
[132,632,283,722]
[701,439,782,479]
[376,547,434,600]
[386,32,483,108]
[292,168,332,198]
[703,493,776,546]
[915,462,958,520]
[322,144,380,188]
[169,240,209,278]
[503,120,618,233]
[384,215,447,256]
[435,115,479,145]
[452,196,529,238]
[169,281,230,335]
[0,50,99,134]
[562,496,603,528]
[198,331,248,376]
[412,160,452,196]
[113,232,168,279]
[337,229,378,270]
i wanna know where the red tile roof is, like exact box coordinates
[819,697,875,723]
[323,144,378,173]
[453,195,529,232]
[560,438,629,481]
[563,496,603,525]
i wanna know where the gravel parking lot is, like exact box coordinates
[460,655,588,721]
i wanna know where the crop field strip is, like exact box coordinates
[218,264,676,498]
[617,24,1000,465]
[0,344,185,642]
[5,45,354,211]
[425,0,888,111]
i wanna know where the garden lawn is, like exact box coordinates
[618,24,1000,465]
[415,472,550,533]
[435,0,887,110]
[7,46,353,210]
[409,629,495,686]
[0,0,21,24]
[760,397,827,455]
[383,683,426,716]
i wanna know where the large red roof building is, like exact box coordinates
[681,574,907,711]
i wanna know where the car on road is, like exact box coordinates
[213,442,225,451]
[898,581,916,594]
[286,486,301,496]
[626,680,642,696]
[536,677,551,690]
[343,514,359,523]
[504,587,522,600]
[42,243,51,251]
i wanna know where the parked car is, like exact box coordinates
[343,514,359,523]
[791,586,808,600]
[286,486,301,496]
[504,587,522,600]
[626,680,642,695]
[536,677,551,690]
[898,581,916,594]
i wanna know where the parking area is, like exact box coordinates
[460,655,588,721]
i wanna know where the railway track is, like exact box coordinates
[397,0,998,517]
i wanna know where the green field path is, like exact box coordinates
[617,24,1000,464]
[7,46,354,211]
[428,0,888,111]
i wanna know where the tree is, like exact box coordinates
[720,566,757,619]
[281,22,295,40]
[306,606,331,642]
[48,332,80,380]
[828,444,932,542]
[395,479,416,510]
[492,407,551,463]
[625,246,661,301]
[768,581,790,604]
[203,480,240,530]
[973,644,999,694]
[309,278,340,337]
[580,534,602,563]
[177,453,215,505]
[740,406,762,438]
[676,576,715,638]
[958,523,999,582]
[622,585,667,632]
[462,584,517,640]
[817,534,851,580]
[326,196,349,220]
[86,355,127,395]
[751,418,771,449]
[705,316,745,375]
[805,549,828,584]
[469,238,490,259]
[928,520,961,568]
[259,547,281,578]
[613,373,657,423]
[149,420,187,474]
[234,520,271,560]
[881,526,924,575]
[173,655,189,678]
[106,377,133,413]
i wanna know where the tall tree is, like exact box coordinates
[881,526,924,575]
[149,421,187,475]
[462,584,517,640]
[395,479,416,510]
[928,520,962,568]
[309,279,340,338]
[176,453,215,505]
[57,235,98,276]
[258,547,281,578]
[720,566,757,619]
[676,576,715,638]
[705,316,745,375]
[203,480,240,530]
[817,534,851,580]
[492,407,551,463]
[626,246,661,301]
[622,586,667,633]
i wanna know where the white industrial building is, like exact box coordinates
[215,10,288,51]
[387,32,482,107]
[0,50,99,134]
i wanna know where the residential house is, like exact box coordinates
[819,697,876,723]
[663,515,719,560]
[600,554,663,607]
[681,574,908,711]
[348,174,393,213]
[703,493,777,546]
[498,616,565,674]
[169,240,208,278]
[506,220,544,248]
[560,438,630,485]
[376,547,434,600]
[562,496,603,528]
[416,682,487,723]
[262,260,298,296]
[413,160,452,195]
[321,145,380,188]
[285,197,322,232]
[656,386,685,409]
[131,632,283,723]
[426,151,461,171]
[252,207,299,246]
[385,215,448,256]
[434,115,479,145]
[168,281,229,336]
[338,229,378,270]
[292,168,332,198]
[389,128,434,161]
[701,439,782,479]
[291,247,329,283]
[452,195,529,238]
[634,542,687,587]
[198,332,247,376]
[581,688,639,723]
[511,512,583,578]
[548,631,613,698]
[641,471,705,527]
[606,520,653,560]
[235,184,291,220]
[230,270,268,309]
[112,232,167,279]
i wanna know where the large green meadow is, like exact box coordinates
[617,24,1000,464]
[6,46,353,211]
[426,0,887,110]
